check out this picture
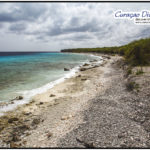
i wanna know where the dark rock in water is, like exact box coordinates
[32,118,40,126]
[83,63,89,66]
[80,68,87,71]
[90,59,97,62]
[49,94,56,97]
[8,117,19,123]
[77,75,81,77]
[15,96,23,100]
[64,68,70,71]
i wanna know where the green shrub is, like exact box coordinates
[136,68,144,75]
[61,37,150,66]
[127,68,132,76]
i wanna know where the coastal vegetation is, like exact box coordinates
[61,37,150,66]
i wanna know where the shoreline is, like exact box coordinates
[0,53,108,147]
[0,53,102,116]
[1,53,149,148]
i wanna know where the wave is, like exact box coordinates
[0,54,102,116]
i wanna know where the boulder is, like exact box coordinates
[90,59,97,62]
[32,118,40,126]
[80,68,87,71]
[15,96,23,100]
[64,68,70,71]
[39,102,44,105]
[83,63,90,66]
[49,94,56,97]
[8,117,19,123]
[102,55,111,59]
[81,78,87,81]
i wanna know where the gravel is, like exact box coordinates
[57,58,150,148]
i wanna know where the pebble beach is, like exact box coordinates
[0,54,150,148]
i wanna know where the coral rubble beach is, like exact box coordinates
[0,54,150,148]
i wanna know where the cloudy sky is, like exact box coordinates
[0,2,150,51]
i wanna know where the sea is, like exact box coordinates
[0,52,102,115]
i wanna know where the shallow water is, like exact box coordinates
[0,52,99,103]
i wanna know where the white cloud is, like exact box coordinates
[0,3,149,51]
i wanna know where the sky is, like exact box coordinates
[0,3,150,52]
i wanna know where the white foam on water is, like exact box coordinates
[0,54,103,116]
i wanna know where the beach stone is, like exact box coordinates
[22,140,27,145]
[15,96,23,100]
[8,117,19,123]
[80,68,87,71]
[49,94,56,97]
[10,142,20,148]
[64,68,70,71]
[68,114,73,118]
[25,132,31,136]
[46,132,53,138]
[39,102,44,105]
[23,112,32,116]
[93,65,100,68]
[12,134,20,142]
[32,118,40,125]
[30,100,35,103]
[61,115,72,120]
[102,55,111,59]
[81,78,87,81]
[83,63,90,66]
[77,75,81,77]
[90,59,97,62]
[54,102,59,105]
[17,124,30,132]
[61,116,68,120]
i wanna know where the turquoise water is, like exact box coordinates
[0,52,98,102]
